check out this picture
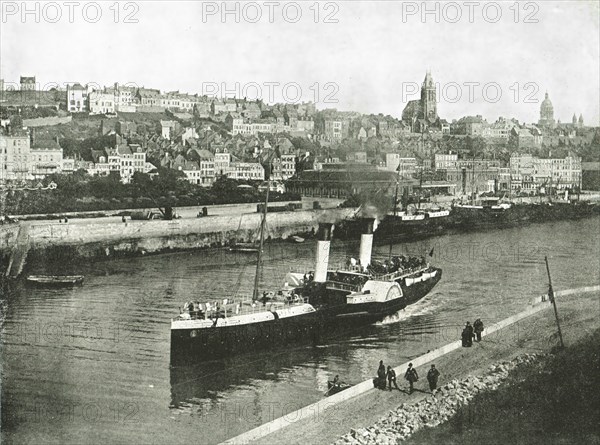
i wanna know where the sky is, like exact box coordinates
[1,0,599,125]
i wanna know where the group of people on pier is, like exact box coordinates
[367,318,484,396]
[462,319,484,347]
[373,361,441,394]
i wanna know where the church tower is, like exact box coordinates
[578,114,584,128]
[538,92,555,127]
[572,113,577,125]
[420,71,437,121]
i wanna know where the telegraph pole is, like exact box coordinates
[544,256,564,348]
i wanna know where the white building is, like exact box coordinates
[228,162,264,181]
[88,90,115,114]
[66,83,88,113]
[0,132,31,181]
[434,153,459,170]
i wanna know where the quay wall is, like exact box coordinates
[16,208,354,263]
[224,285,600,444]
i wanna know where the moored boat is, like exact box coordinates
[26,275,84,287]
[327,380,352,396]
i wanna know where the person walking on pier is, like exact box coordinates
[404,363,419,394]
[427,364,440,392]
[387,366,399,391]
[462,321,474,347]
[375,360,387,389]
[473,318,484,342]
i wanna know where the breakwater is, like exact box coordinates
[1,208,354,271]
[333,353,544,444]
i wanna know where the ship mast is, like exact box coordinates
[252,153,271,301]
[388,179,399,260]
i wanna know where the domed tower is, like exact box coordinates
[538,92,555,128]
[578,114,584,128]
[420,71,437,121]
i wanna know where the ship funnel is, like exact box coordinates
[314,223,333,283]
[359,218,375,270]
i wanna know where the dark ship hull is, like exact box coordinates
[334,201,600,241]
[170,268,442,365]
[375,215,450,240]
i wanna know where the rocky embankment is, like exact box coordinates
[334,353,545,445]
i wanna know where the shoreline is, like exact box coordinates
[224,287,600,445]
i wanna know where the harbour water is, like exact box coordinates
[1,218,599,444]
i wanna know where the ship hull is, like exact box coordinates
[170,268,442,365]
[375,216,450,240]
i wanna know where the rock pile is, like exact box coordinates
[334,353,544,444]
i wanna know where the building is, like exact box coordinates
[160,120,177,140]
[66,83,88,112]
[287,164,418,199]
[29,138,64,179]
[402,71,439,132]
[324,118,350,141]
[136,88,163,111]
[483,117,518,139]
[445,164,501,196]
[105,83,137,112]
[434,153,458,170]
[386,152,417,175]
[88,90,115,114]
[510,154,582,192]
[214,151,231,176]
[20,76,36,91]
[510,127,540,149]
[228,162,264,181]
[296,118,315,133]
[0,132,31,181]
[538,92,555,128]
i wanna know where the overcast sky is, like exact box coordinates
[1,1,599,125]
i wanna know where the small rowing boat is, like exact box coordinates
[290,235,305,243]
[326,380,352,396]
[26,275,85,287]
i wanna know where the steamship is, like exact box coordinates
[170,219,441,364]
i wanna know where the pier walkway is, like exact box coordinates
[224,285,600,444]
[5,224,30,278]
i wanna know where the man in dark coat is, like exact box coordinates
[473,319,484,342]
[404,363,419,394]
[427,364,440,392]
[462,321,475,347]
[387,366,399,391]
[376,360,387,389]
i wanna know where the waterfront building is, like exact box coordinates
[510,154,582,192]
[286,163,417,199]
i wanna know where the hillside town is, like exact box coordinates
[1,72,599,212]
